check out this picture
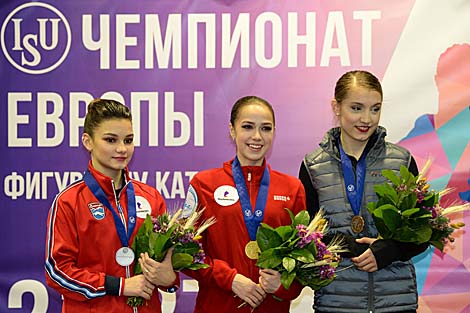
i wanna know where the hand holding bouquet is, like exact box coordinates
[127,208,216,306]
[255,209,346,291]
[367,161,469,251]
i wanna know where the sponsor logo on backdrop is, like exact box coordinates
[1,2,71,74]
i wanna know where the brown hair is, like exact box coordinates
[230,96,275,126]
[334,70,383,103]
[83,99,132,137]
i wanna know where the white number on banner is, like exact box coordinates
[8,280,48,313]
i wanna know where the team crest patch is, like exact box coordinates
[88,202,105,220]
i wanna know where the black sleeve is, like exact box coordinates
[298,161,320,219]
[409,155,419,176]
[370,239,429,270]
[105,275,121,295]
[323,233,369,258]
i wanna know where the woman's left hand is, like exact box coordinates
[139,249,176,287]
[351,237,378,272]
[259,269,281,293]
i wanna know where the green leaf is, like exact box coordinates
[289,249,315,263]
[257,224,283,251]
[401,208,420,217]
[282,257,296,273]
[185,263,210,270]
[399,165,413,183]
[414,226,433,244]
[382,169,401,186]
[285,208,295,224]
[293,210,310,227]
[280,270,296,290]
[421,193,438,208]
[430,240,444,252]
[174,241,200,255]
[171,253,193,271]
[275,226,294,241]
[395,225,432,244]
[306,276,334,291]
[373,204,401,232]
[133,233,149,258]
[399,193,418,212]
[367,201,377,213]
[256,249,283,269]
[374,183,398,205]
[138,215,153,235]
[133,262,143,275]
[409,208,432,219]
[149,233,172,261]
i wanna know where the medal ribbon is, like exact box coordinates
[338,143,366,216]
[232,157,270,240]
[83,170,136,247]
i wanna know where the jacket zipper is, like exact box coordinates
[247,171,252,212]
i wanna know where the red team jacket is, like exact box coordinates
[45,162,167,313]
[183,159,307,313]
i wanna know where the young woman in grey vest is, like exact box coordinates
[299,70,428,313]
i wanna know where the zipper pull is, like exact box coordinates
[247,172,252,182]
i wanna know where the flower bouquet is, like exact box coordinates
[127,208,216,307]
[367,161,469,251]
[255,209,346,291]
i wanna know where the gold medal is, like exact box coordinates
[351,215,365,233]
[245,241,260,260]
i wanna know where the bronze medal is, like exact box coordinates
[351,215,365,233]
[245,241,260,260]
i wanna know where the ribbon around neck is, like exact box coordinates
[338,143,366,216]
[83,170,136,247]
[232,157,270,240]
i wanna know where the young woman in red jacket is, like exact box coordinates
[45,98,178,313]
[183,96,307,312]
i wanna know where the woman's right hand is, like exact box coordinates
[122,275,155,300]
[232,273,266,308]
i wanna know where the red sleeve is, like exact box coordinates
[45,192,107,301]
[292,179,307,215]
[183,251,238,292]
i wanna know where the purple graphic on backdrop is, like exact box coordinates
[5,1,467,313]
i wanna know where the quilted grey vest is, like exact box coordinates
[303,127,418,313]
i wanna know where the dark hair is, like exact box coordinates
[230,96,275,126]
[83,98,132,136]
[334,70,383,103]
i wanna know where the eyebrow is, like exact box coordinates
[350,102,382,106]
[240,120,273,124]
[102,133,134,137]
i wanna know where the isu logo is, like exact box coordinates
[1,2,71,74]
